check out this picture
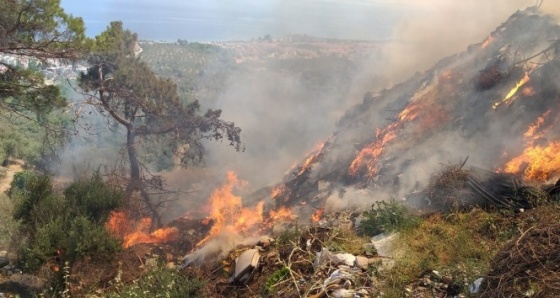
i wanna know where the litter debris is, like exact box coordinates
[469,277,484,294]
[229,248,260,284]
[314,248,356,270]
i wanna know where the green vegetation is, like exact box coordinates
[0,193,19,249]
[265,266,290,293]
[358,199,421,236]
[108,265,203,298]
[140,42,237,104]
[384,211,496,294]
[10,171,122,272]
[0,0,86,122]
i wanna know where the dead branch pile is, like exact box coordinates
[411,163,552,213]
[423,163,473,210]
[479,223,560,298]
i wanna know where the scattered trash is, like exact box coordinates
[469,277,484,294]
[229,249,260,284]
[314,248,356,270]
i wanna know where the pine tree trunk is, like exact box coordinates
[125,128,161,228]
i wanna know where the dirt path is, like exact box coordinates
[0,160,24,194]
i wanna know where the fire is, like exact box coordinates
[270,185,285,199]
[268,206,294,221]
[348,103,423,177]
[504,73,530,100]
[106,211,178,248]
[493,72,531,109]
[523,110,550,141]
[348,142,384,176]
[297,142,326,176]
[503,141,560,182]
[481,36,494,48]
[398,104,421,122]
[203,172,263,239]
[522,86,535,97]
[312,208,324,223]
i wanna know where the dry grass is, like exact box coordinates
[380,208,508,297]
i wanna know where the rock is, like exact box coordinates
[370,233,397,257]
[230,249,260,284]
[336,253,356,267]
[355,256,370,270]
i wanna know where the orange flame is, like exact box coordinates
[268,206,294,221]
[312,208,324,223]
[481,36,494,49]
[106,211,178,248]
[503,141,560,182]
[348,143,384,176]
[196,171,298,247]
[398,104,421,122]
[524,110,551,142]
[348,103,421,177]
[522,86,535,97]
[493,73,531,109]
[297,142,326,176]
[270,185,285,199]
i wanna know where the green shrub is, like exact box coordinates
[11,171,122,272]
[9,170,36,194]
[12,172,57,228]
[108,266,203,298]
[358,199,420,236]
[265,266,290,293]
[63,171,123,223]
[0,193,19,249]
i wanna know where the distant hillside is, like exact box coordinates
[139,37,383,188]
[139,37,379,109]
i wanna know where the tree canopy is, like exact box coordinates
[79,22,242,226]
[0,0,88,118]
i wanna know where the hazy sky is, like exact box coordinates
[60,0,422,41]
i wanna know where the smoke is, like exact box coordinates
[324,187,382,213]
[356,0,534,88]
[181,227,260,267]
[316,4,560,215]
[199,1,545,191]
[203,57,364,188]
